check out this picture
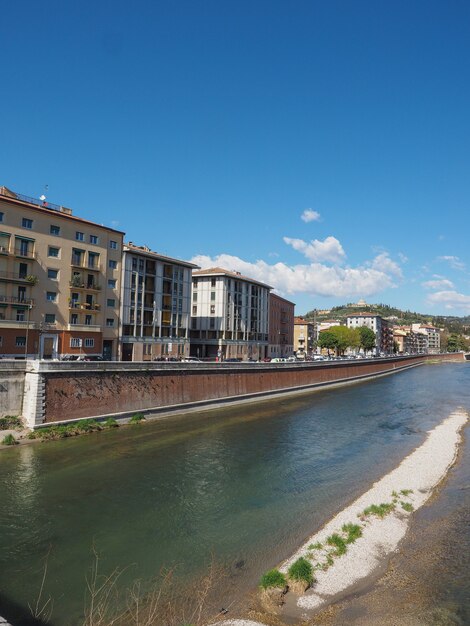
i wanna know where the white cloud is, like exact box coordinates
[370,252,403,278]
[398,252,408,264]
[190,253,399,299]
[422,278,454,290]
[437,256,466,271]
[283,236,346,264]
[427,290,470,312]
[300,209,321,223]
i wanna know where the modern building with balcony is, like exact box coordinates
[120,243,198,361]
[0,186,124,359]
[346,312,394,356]
[268,293,295,358]
[190,267,271,360]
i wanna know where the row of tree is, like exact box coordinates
[318,326,376,356]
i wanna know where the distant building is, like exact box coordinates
[120,243,198,361]
[268,293,295,358]
[0,186,124,360]
[412,323,440,354]
[346,313,394,355]
[190,267,271,360]
[293,316,316,358]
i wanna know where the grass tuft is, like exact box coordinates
[401,501,414,512]
[0,415,22,430]
[326,533,347,556]
[259,569,287,589]
[288,557,314,585]
[2,433,18,446]
[102,418,119,429]
[400,489,413,497]
[130,413,145,423]
[362,502,395,519]
[342,523,362,544]
[308,542,323,550]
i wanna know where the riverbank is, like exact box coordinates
[216,410,468,626]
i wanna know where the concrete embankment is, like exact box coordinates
[0,353,464,428]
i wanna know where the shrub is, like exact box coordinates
[2,433,18,446]
[75,419,101,433]
[130,413,145,423]
[342,523,362,544]
[401,501,414,512]
[102,418,119,428]
[308,542,323,550]
[259,569,287,589]
[288,557,314,585]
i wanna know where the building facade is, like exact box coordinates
[0,186,123,359]
[190,267,271,360]
[120,243,198,361]
[346,313,394,355]
[412,323,440,354]
[268,293,295,358]
[293,316,316,358]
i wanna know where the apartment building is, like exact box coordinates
[293,316,316,358]
[412,323,440,354]
[0,187,124,359]
[346,313,394,355]
[120,243,198,361]
[190,267,271,360]
[268,293,295,358]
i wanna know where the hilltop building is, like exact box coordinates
[190,267,271,360]
[0,186,124,359]
[268,293,295,358]
[120,243,198,361]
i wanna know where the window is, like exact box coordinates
[107,279,116,289]
[89,235,98,244]
[22,218,33,229]
[16,310,25,322]
[106,318,114,327]
[192,292,197,302]
[47,269,58,280]
[16,336,26,347]
[84,338,94,348]
[45,313,56,324]
[0,212,3,222]
[210,305,216,315]
[75,231,84,241]
[107,298,116,307]
[70,338,82,348]
[48,246,60,258]
[85,315,92,325]
[46,291,57,302]
[0,336,2,346]
[50,225,60,236]
[70,313,78,325]
[192,278,198,288]
[209,318,215,329]
[210,291,216,301]
[192,305,197,315]
[108,259,117,269]
[109,240,117,249]
[211,278,216,287]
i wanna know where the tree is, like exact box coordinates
[358,326,376,354]
[318,331,338,356]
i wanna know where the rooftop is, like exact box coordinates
[124,242,200,269]
[193,267,272,289]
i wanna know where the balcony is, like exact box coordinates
[67,323,102,332]
[0,295,35,306]
[0,245,11,255]
[68,302,101,311]
[0,271,38,284]
[14,248,37,259]
[0,319,38,329]
[69,279,101,291]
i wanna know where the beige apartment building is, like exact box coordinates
[0,187,124,359]
[293,316,316,358]
[120,243,198,360]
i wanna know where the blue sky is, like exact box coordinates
[2,0,470,316]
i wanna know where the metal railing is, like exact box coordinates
[0,270,36,282]
[0,187,63,212]
[0,295,34,305]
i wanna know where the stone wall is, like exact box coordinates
[0,361,26,418]
[26,352,462,426]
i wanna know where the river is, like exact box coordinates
[0,362,468,625]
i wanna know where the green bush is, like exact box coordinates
[401,501,414,512]
[259,569,287,589]
[287,557,314,585]
[102,418,119,428]
[130,413,145,423]
[362,502,395,518]
[75,419,101,433]
[2,433,18,446]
